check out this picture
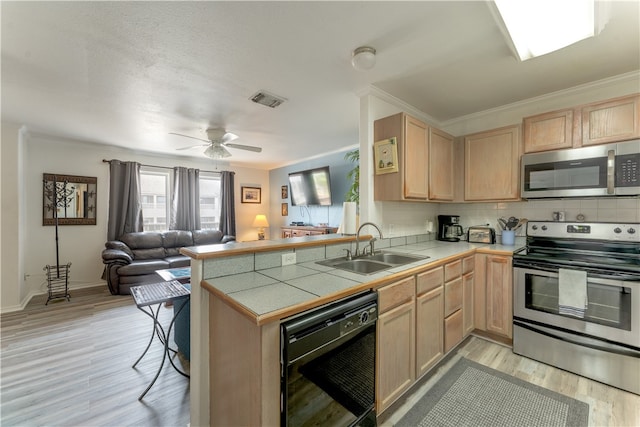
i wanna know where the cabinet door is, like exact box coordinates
[444,309,463,353]
[376,300,415,413]
[416,286,443,378]
[404,115,429,199]
[464,125,520,201]
[582,95,640,146]
[444,277,462,317]
[429,127,454,200]
[463,272,474,336]
[523,109,575,153]
[486,255,513,338]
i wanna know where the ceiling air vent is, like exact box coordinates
[250,90,287,108]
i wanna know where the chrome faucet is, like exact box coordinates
[355,222,383,257]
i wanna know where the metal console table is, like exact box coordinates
[130,280,191,400]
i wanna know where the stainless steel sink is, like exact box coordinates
[364,252,425,265]
[317,251,429,275]
[332,259,391,274]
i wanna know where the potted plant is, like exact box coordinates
[344,149,359,205]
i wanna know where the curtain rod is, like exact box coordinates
[101,159,226,174]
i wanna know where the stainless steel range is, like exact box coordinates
[513,221,640,395]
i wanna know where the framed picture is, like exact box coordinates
[374,137,399,175]
[281,202,288,216]
[281,185,288,199]
[241,186,261,203]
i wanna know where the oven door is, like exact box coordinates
[514,265,640,348]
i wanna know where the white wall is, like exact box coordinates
[0,126,268,312]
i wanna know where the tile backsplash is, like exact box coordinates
[379,197,640,238]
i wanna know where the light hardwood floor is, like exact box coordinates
[2,287,639,427]
[1,287,190,427]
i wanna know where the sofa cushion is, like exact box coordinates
[132,247,166,260]
[120,232,163,250]
[105,241,134,258]
[192,229,224,245]
[165,255,190,268]
[162,230,194,248]
[118,259,170,276]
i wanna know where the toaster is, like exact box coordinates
[467,226,496,244]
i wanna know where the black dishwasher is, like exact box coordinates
[281,291,378,427]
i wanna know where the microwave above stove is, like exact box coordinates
[521,139,639,198]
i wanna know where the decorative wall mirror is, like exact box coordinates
[43,173,97,225]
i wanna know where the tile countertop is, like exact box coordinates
[201,237,526,325]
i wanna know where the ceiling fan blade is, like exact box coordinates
[176,143,209,150]
[221,132,239,143]
[224,143,262,153]
[169,132,210,143]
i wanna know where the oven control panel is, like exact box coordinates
[527,221,640,241]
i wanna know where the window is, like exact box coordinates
[199,173,221,230]
[139,168,221,231]
[140,169,170,231]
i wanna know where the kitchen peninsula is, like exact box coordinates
[180,233,522,426]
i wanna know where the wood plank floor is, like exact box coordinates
[1,287,190,427]
[2,287,638,427]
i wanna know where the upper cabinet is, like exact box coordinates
[464,125,521,201]
[374,112,454,202]
[428,127,455,200]
[523,94,640,153]
[582,94,640,146]
[374,113,428,201]
[523,108,577,153]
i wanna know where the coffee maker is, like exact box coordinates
[437,215,464,242]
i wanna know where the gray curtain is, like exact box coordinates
[219,171,236,237]
[170,167,201,231]
[107,160,143,241]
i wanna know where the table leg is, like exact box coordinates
[132,304,161,368]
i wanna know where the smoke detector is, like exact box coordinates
[250,90,287,108]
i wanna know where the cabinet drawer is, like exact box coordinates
[462,256,474,275]
[416,267,443,295]
[444,260,462,282]
[444,309,463,353]
[444,277,463,317]
[378,277,416,313]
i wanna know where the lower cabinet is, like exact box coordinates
[377,277,415,413]
[415,267,444,378]
[485,254,513,338]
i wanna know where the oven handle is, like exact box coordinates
[514,319,640,358]
[513,261,640,281]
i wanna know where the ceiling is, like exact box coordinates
[2,1,639,169]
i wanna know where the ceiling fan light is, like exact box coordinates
[204,144,231,159]
[351,46,376,71]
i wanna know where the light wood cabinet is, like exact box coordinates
[376,277,415,413]
[464,125,521,201]
[429,127,455,200]
[374,113,428,201]
[582,94,640,146]
[523,108,577,153]
[462,255,475,336]
[443,259,464,352]
[415,268,443,378]
[485,254,513,339]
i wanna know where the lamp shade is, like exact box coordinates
[204,144,232,159]
[252,214,269,228]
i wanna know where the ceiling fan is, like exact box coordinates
[171,128,262,159]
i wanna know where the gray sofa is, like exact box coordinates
[102,229,234,295]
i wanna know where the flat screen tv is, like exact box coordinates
[288,166,333,206]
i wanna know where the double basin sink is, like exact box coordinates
[317,251,429,275]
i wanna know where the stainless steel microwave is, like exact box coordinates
[521,140,640,198]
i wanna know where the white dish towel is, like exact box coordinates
[558,268,588,318]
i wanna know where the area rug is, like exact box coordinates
[397,357,589,427]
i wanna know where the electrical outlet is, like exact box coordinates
[282,253,296,266]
